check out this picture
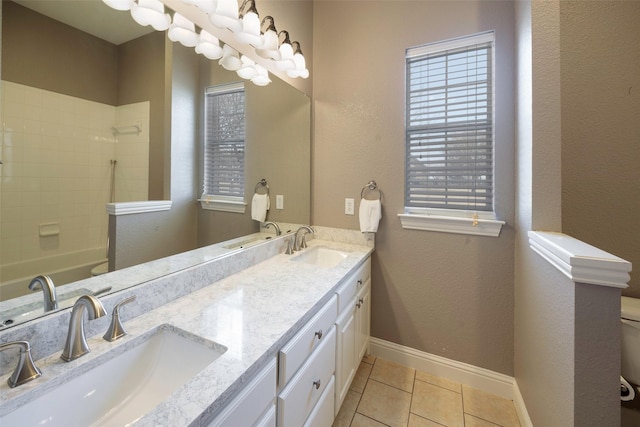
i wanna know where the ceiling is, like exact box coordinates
[12,0,154,45]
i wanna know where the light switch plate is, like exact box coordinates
[345,198,355,215]
[276,195,284,210]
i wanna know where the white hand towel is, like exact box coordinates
[251,193,270,222]
[359,198,382,232]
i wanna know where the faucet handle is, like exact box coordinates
[285,238,294,255]
[0,341,42,388]
[103,296,136,342]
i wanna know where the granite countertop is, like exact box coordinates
[0,237,373,426]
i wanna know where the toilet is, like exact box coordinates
[621,296,640,398]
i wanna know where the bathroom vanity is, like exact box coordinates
[0,227,373,426]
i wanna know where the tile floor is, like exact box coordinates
[333,355,521,427]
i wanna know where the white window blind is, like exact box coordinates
[405,32,494,212]
[203,83,246,201]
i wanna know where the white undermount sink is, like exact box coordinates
[1,325,227,427]
[292,246,349,268]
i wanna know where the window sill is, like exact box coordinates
[198,197,246,213]
[398,212,505,237]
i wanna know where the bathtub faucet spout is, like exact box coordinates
[28,275,58,312]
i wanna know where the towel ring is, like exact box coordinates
[361,180,383,200]
[255,178,269,196]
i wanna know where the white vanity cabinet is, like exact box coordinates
[206,359,277,427]
[277,295,338,427]
[334,257,371,415]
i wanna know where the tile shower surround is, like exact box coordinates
[0,80,149,267]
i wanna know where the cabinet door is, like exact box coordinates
[335,304,356,415]
[304,375,335,427]
[355,279,371,362]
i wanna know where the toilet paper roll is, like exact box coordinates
[621,376,636,401]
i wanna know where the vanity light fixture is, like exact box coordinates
[102,0,134,11]
[210,0,241,32]
[195,29,224,60]
[130,0,171,31]
[286,41,309,79]
[255,16,280,60]
[275,30,295,72]
[168,13,199,47]
[235,0,262,47]
[219,44,242,71]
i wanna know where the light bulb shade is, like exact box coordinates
[251,65,271,86]
[236,56,257,80]
[235,11,262,46]
[130,0,171,31]
[168,13,199,47]
[219,44,242,71]
[275,39,295,71]
[182,0,217,14]
[210,0,241,32]
[196,30,223,60]
[286,52,309,78]
[256,29,280,60]
[102,0,133,11]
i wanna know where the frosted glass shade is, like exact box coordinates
[130,0,171,31]
[235,11,262,46]
[219,44,242,71]
[182,0,217,14]
[236,56,257,79]
[195,30,223,60]
[168,13,199,47]
[287,52,309,79]
[251,65,271,86]
[102,0,134,11]
[210,0,241,32]
[256,29,279,60]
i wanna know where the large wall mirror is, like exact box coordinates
[0,0,311,328]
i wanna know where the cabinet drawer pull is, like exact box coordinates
[358,298,364,304]
[314,329,323,340]
[357,279,363,286]
[313,379,321,390]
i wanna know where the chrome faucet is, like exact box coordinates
[61,295,106,362]
[0,341,42,388]
[264,221,281,236]
[293,226,314,251]
[29,275,58,312]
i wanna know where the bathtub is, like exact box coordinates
[0,248,108,302]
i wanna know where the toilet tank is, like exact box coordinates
[621,296,640,385]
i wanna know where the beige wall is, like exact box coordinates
[197,59,311,246]
[560,0,640,296]
[514,1,624,425]
[117,31,167,200]
[1,1,117,105]
[313,1,516,375]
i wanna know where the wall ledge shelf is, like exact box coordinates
[528,231,632,288]
[107,201,173,216]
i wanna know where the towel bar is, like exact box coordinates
[255,178,270,196]
[361,180,383,200]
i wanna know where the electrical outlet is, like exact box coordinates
[276,195,284,210]
[345,198,355,215]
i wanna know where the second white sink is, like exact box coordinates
[1,324,227,427]
[292,246,349,268]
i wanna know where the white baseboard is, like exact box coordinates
[369,337,533,427]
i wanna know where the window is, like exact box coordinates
[400,31,504,237]
[200,82,246,213]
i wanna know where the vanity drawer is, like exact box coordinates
[277,325,336,427]
[303,375,335,427]
[335,258,371,313]
[279,295,337,386]
[207,358,277,427]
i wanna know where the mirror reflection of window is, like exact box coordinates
[201,83,247,213]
